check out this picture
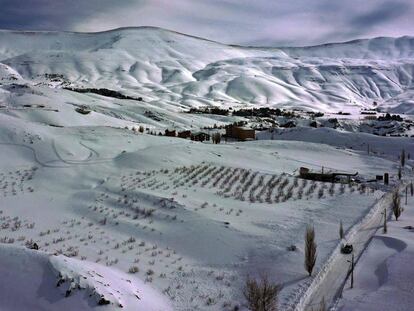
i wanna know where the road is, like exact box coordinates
[294,190,394,311]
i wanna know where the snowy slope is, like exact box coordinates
[0,27,413,115]
[0,114,403,310]
[0,245,172,311]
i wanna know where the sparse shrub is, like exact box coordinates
[128,266,139,274]
[243,275,280,311]
[297,188,304,200]
[329,183,335,196]
[359,184,367,195]
[64,246,79,257]
[317,188,324,199]
[25,239,38,250]
[0,236,14,244]
[287,245,297,251]
[124,237,136,244]
[206,297,216,305]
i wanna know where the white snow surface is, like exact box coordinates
[0,245,172,311]
[0,115,404,310]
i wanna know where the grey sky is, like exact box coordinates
[0,0,413,46]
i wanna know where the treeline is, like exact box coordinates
[377,113,403,122]
[187,106,324,118]
[187,107,228,115]
[64,87,143,101]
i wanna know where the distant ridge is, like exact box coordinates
[0,26,413,114]
[0,26,412,49]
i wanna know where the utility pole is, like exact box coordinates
[406,186,408,205]
[350,253,354,289]
[347,253,355,289]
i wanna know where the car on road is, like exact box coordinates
[341,243,353,254]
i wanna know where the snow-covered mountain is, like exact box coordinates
[1,27,413,115]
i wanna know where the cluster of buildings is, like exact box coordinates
[163,124,255,142]
[164,129,211,142]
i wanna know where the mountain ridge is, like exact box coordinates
[0,26,413,117]
[0,26,413,50]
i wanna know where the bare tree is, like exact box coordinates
[305,225,317,276]
[244,275,280,311]
[392,190,402,221]
[401,149,406,167]
[398,166,402,180]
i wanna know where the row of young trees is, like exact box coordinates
[383,184,411,234]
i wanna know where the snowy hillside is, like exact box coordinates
[0,119,403,310]
[1,27,414,311]
[0,27,413,117]
[0,245,172,311]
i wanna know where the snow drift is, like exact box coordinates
[0,245,172,311]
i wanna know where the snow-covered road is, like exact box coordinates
[338,186,414,311]
[295,190,394,311]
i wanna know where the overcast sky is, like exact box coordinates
[0,0,413,46]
